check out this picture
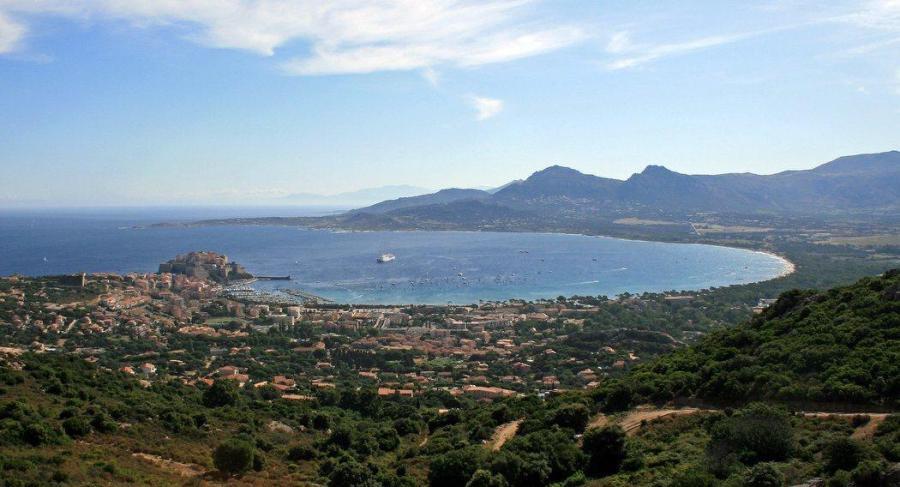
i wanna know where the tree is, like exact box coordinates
[671,467,716,487]
[213,438,255,477]
[429,446,485,487]
[328,457,379,487]
[851,460,886,487]
[491,450,551,486]
[581,425,626,477]
[708,403,793,466]
[203,380,241,408]
[823,437,865,474]
[551,403,590,432]
[466,469,508,487]
[62,417,91,438]
[742,462,784,487]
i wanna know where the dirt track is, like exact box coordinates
[132,452,206,478]
[588,407,894,438]
[488,419,523,451]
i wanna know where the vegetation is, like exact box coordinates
[1,270,898,485]
[595,270,900,410]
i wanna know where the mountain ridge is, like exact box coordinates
[350,151,900,217]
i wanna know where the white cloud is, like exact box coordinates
[605,31,631,54]
[604,31,756,70]
[0,0,584,75]
[0,10,25,53]
[468,95,503,120]
[839,0,900,31]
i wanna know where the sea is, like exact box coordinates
[0,208,790,305]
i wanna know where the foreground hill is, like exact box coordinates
[1,272,898,486]
[350,150,900,219]
[599,269,900,411]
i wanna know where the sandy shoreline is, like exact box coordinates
[753,249,796,279]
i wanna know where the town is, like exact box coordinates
[0,251,758,404]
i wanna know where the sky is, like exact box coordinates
[1,0,899,207]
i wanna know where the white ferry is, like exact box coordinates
[377,253,395,263]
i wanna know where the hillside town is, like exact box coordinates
[0,252,723,403]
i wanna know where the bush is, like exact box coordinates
[465,469,508,487]
[62,417,91,438]
[823,437,865,474]
[581,425,626,477]
[742,462,784,487]
[90,413,118,433]
[23,421,58,446]
[850,414,870,428]
[375,426,400,451]
[491,450,551,486]
[429,446,486,487]
[212,438,255,477]
[287,444,317,462]
[328,456,378,487]
[670,467,717,487]
[393,417,421,436]
[203,380,241,408]
[555,471,587,487]
[708,404,793,466]
[826,470,851,487]
[850,460,885,487]
[550,404,590,432]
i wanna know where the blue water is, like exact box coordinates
[0,209,789,304]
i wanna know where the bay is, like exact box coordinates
[0,209,789,304]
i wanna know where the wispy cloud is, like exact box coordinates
[0,10,25,54]
[0,0,584,75]
[838,0,900,31]
[468,95,503,120]
[604,30,754,70]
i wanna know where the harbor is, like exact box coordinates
[223,279,334,305]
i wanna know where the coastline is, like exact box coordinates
[5,214,799,304]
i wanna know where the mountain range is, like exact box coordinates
[350,151,900,219]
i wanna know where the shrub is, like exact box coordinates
[850,460,885,487]
[708,403,793,466]
[23,421,59,446]
[203,380,241,408]
[670,467,717,487]
[375,426,400,451]
[490,449,551,486]
[429,446,486,487]
[826,470,851,487]
[823,437,865,474]
[212,438,255,477]
[328,456,378,487]
[556,471,587,487]
[287,444,317,462]
[465,469,508,487]
[62,417,91,438]
[581,425,626,477]
[90,413,118,433]
[742,462,784,487]
[850,414,870,428]
[551,403,590,432]
[393,417,421,436]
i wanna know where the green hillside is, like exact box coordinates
[0,271,898,486]
[598,270,900,411]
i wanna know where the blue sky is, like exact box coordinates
[1,0,899,206]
